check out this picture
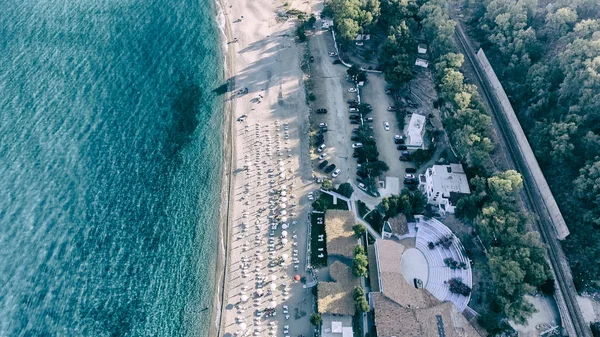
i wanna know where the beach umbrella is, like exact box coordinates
[241,295,249,302]
[256,289,263,295]
[279,173,285,178]
[239,323,247,330]
[281,238,288,244]
[279,203,286,209]
[282,253,289,260]
[280,210,287,216]
[280,197,287,202]
[281,224,289,230]
[269,301,277,308]
[270,283,277,290]
[281,191,287,196]
[280,216,288,222]
[279,167,285,172]
[271,275,277,281]
[281,231,288,237]
[294,275,301,281]
[257,255,263,261]
[279,161,284,166]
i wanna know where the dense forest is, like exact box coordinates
[461,0,600,292]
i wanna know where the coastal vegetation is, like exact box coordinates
[460,0,600,293]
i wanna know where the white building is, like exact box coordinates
[417,44,428,54]
[406,113,426,149]
[415,58,429,68]
[419,164,470,214]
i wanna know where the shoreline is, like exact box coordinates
[209,0,236,335]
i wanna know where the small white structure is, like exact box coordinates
[417,44,428,54]
[406,113,426,149]
[415,58,429,68]
[322,19,333,30]
[419,164,470,214]
[354,34,371,41]
[321,315,354,337]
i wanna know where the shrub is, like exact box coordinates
[310,313,322,326]
[297,25,306,42]
[308,92,316,101]
[353,223,367,238]
[428,242,435,250]
[448,278,471,296]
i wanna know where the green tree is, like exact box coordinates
[337,182,355,198]
[322,179,333,190]
[574,158,600,205]
[487,170,523,201]
[352,252,369,277]
[353,223,367,237]
[544,7,578,40]
[354,244,365,255]
[384,54,413,89]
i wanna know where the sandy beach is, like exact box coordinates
[211,0,318,336]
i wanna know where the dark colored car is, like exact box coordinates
[404,179,418,185]
[394,138,405,144]
[405,168,417,174]
[316,108,327,114]
[325,164,336,173]
[351,136,360,141]
[318,160,328,169]
[356,177,364,184]
[333,59,341,64]
[349,114,360,120]
[357,170,367,178]
[401,151,410,156]
[316,134,324,141]
[352,128,359,133]
[350,120,360,124]
[406,184,418,191]
[397,145,407,150]
[347,99,357,104]
[352,152,359,158]
[315,139,324,146]
[400,156,411,162]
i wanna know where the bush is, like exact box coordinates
[308,15,316,27]
[353,223,367,238]
[310,313,322,326]
[321,179,332,190]
[308,92,316,101]
[447,278,471,296]
[428,242,435,250]
[297,25,306,42]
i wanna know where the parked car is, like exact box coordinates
[364,117,373,123]
[352,152,359,158]
[356,177,364,184]
[349,108,358,112]
[355,41,364,46]
[348,88,358,93]
[333,59,341,64]
[394,138,405,144]
[350,120,360,124]
[329,52,337,57]
[332,169,341,178]
[357,170,367,178]
[325,164,336,173]
[318,160,328,169]
[237,115,248,122]
[319,153,328,160]
[401,151,410,157]
[349,115,360,120]
[319,123,328,128]
[383,122,390,131]
[404,178,418,185]
[387,106,397,111]
[351,135,360,141]
[357,183,367,191]
[316,108,327,114]
[404,173,415,179]
[347,99,357,104]
[394,135,404,140]
[399,156,411,161]
[317,144,326,152]
[397,145,407,150]
[352,128,359,133]
[352,143,364,149]
[405,168,417,173]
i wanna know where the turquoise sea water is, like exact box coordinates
[0,0,224,336]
